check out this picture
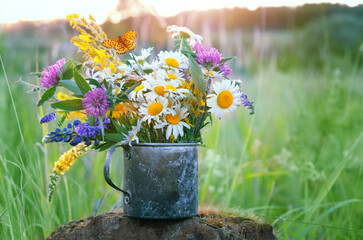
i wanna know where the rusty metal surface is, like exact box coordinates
[104,143,199,219]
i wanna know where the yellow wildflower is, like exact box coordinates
[110,62,117,73]
[53,143,89,175]
[92,49,112,67]
[184,118,195,127]
[67,14,80,28]
[196,109,205,116]
[71,36,91,52]
[57,92,72,101]
[200,99,206,107]
[48,142,90,201]
[89,14,96,22]
[107,103,132,118]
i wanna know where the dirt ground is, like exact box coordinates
[47,209,276,240]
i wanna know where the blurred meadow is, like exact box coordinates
[1,2,363,239]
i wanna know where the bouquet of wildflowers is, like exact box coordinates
[31,14,254,200]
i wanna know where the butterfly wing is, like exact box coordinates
[102,39,118,49]
[115,41,128,54]
[122,30,137,40]
[122,39,136,51]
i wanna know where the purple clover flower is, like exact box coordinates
[220,62,232,77]
[40,112,56,124]
[82,88,109,118]
[194,42,221,66]
[39,58,66,88]
[75,123,101,138]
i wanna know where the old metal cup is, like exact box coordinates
[104,143,199,219]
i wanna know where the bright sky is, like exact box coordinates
[0,0,361,24]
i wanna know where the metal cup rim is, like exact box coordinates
[122,142,200,147]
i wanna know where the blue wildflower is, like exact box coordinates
[70,135,83,146]
[73,120,82,127]
[240,92,255,115]
[95,116,111,129]
[40,113,56,124]
[75,123,101,138]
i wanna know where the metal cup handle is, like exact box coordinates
[104,145,132,204]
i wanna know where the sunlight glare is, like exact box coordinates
[0,0,361,24]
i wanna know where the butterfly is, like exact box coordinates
[102,30,137,54]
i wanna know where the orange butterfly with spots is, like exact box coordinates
[102,30,137,54]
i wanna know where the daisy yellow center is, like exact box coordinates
[206,71,214,76]
[217,91,233,109]
[165,58,179,68]
[167,73,177,79]
[166,85,177,91]
[179,31,191,38]
[148,102,163,116]
[134,85,144,92]
[166,114,180,125]
[154,86,167,96]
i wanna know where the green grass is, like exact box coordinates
[0,28,363,240]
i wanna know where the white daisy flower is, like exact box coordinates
[154,105,190,139]
[158,51,188,70]
[138,97,169,123]
[131,47,154,65]
[201,67,224,81]
[121,119,142,146]
[93,68,115,82]
[142,60,159,74]
[165,69,186,85]
[128,80,150,101]
[153,69,183,87]
[144,78,188,101]
[206,80,242,118]
[117,64,135,78]
[167,25,203,46]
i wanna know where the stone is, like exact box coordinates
[47,209,276,240]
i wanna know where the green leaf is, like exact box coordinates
[124,83,139,94]
[87,78,102,88]
[51,99,83,111]
[61,59,74,79]
[30,72,42,77]
[220,57,235,64]
[57,69,63,80]
[106,83,112,96]
[123,60,132,66]
[187,55,207,93]
[104,133,124,142]
[180,38,192,52]
[129,53,145,75]
[111,119,128,133]
[95,142,117,152]
[108,95,128,102]
[59,80,82,95]
[73,69,92,95]
[37,86,57,107]
[108,99,115,110]
[181,49,196,58]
